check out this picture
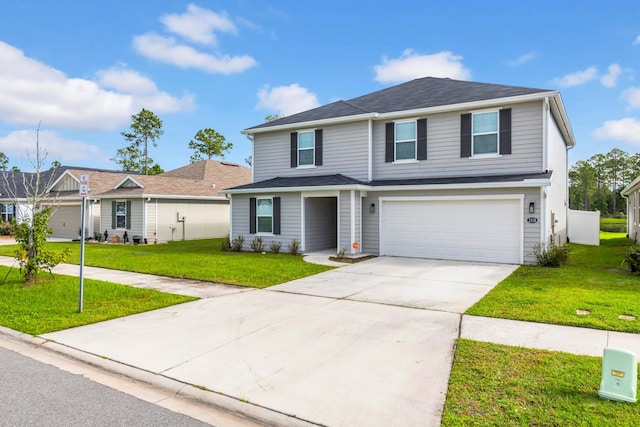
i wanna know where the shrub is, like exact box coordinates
[533,243,570,267]
[220,234,230,251]
[0,220,12,236]
[250,236,264,252]
[622,245,640,273]
[230,234,244,252]
[269,241,282,254]
[289,238,300,255]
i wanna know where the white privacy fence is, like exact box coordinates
[568,209,600,246]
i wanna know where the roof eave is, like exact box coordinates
[222,183,371,194]
[242,112,380,135]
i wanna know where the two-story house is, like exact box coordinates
[224,77,576,264]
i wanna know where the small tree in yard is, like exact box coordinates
[5,124,70,284]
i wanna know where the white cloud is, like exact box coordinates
[594,118,640,144]
[0,130,107,164]
[133,33,256,75]
[374,50,471,83]
[634,35,640,45]
[551,66,598,87]
[508,51,536,67]
[622,86,640,109]
[256,84,320,116]
[0,42,192,131]
[160,4,237,45]
[600,64,623,88]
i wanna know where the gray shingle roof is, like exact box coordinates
[225,171,552,192]
[247,77,551,130]
[228,174,367,191]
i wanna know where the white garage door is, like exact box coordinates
[381,198,522,264]
[49,205,82,239]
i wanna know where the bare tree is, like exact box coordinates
[3,124,70,284]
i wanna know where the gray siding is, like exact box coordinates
[253,122,370,182]
[100,199,144,241]
[362,187,541,264]
[230,193,302,252]
[338,190,351,253]
[373,101,544,180]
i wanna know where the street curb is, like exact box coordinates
[0,325,320,427]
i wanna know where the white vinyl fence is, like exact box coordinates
[568,209,600,246]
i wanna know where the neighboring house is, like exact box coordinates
[621,178,640,242]
[223,77,576,264]
[0,160,250,242]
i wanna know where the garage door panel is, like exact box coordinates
[381,199,521,264]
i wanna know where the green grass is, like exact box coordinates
[442,340,640,426]
[467,232,640,333]
[601,217,626,233]
[0,239,332,288]
[0,267,196,335]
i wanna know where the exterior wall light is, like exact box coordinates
[529,202,535,214]
[370,203,375,213]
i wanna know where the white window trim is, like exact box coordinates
[115,200,127,229]
[256,196,274,235]
[297,130,315,167]
[471,110,499,157]
[394,120,417,161]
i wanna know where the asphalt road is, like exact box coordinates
[0,346,212,427]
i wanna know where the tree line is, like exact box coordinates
[569,148,640,216]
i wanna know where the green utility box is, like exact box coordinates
[598,347,637,403]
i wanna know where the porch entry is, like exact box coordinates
[304,197,337,252]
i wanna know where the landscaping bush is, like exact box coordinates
[533,243,570,267]
[230,234,244,252]
[220,234,230,251]
[250,236,264,252]
[269,241,281,254]
[289,238,300,255]
[622,245,640,272]
[0,221,12,236]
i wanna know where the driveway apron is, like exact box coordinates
[42,257,516,427]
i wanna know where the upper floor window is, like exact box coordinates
[298,131,315,166]
[290,130,323,168]
[116,201,127,228]
[395,121,417,161]
[460,109,511,158]
[472,111,498,155]
[385,119,427,163]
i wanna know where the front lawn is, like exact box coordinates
[0,239,332,288]
[442,340,640,426]
[467,232,640,333]
[0,267,196,335]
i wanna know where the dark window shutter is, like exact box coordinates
[385,122,394,163]
[417,118,427,160]
[273,197,281,235]
[111,201,116,229]
[499,108,512,155]
[314,129,323,166]
[249,197,256,234]
[460,113,472,158]
[126,201,131,230]
[290,132,298,168]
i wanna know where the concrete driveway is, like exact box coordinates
[42,257,516,427]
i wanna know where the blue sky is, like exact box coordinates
[0,1,639,172]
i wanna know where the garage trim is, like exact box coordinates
[379,194,524,264]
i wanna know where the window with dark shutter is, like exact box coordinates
[417,118,427,160]
[273,197,281,235]
[499,108,512,155]
[126,201,131,230]
[314,129,323,166]
[249,197,256,234]
[460,113,472,158]
[385,122,394,163]
[290,132,298,168]
[111,201,116,229]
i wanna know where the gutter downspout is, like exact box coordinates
[246,134,255,183]
[368,119,373,183]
